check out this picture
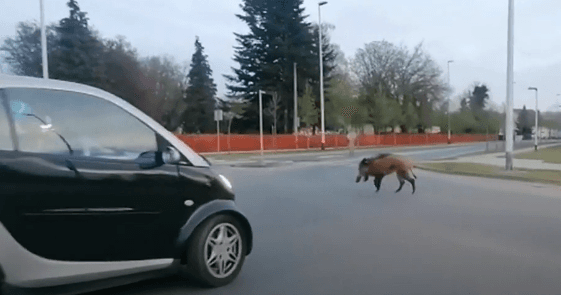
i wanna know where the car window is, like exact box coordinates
[5,88,157,160]
[0,93,13,151]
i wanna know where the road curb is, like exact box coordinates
[200,141,484,157]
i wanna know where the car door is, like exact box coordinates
[66,149,183,261]
[2,87,187,262]
[0,88,83,262]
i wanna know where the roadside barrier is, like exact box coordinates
[175,133,498,153]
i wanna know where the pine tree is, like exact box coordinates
[50,0,105,87]
[182,37,217,133]
[460,97,469,112]
[516,105,532,136]
[225,0,336,133]
[470,84,490,112]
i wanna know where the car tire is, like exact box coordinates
[184,214,247,288]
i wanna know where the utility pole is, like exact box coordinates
[447,60,454,144]
[294,62,298,135]
[318,1,328,150]
[528,87,538,151]
[214,109,223,152]
[486,125,489,152]
[505,0,515,170]
[259,90,264,162]
[40,0,49,79]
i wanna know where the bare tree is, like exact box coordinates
[221,98,249,151]
[224,99,248,135]
[141,55,187,131]
[351,41,446,133]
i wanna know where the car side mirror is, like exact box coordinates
[134,151,162,169]
[162,146,181,165]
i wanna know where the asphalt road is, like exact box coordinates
[92,146,561,295]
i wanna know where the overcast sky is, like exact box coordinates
[1,0,561,112]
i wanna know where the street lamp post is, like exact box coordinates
[447,60,454,144]
[505,0,515,170]
[294,62,298,136]
[40,0,48,79]
[318,1,327,150]
[528,87,538,151]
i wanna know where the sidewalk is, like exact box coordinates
[428,142,561,171]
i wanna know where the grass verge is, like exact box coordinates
[417,162,561,186]
[516,145,561,164]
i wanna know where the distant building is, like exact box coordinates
[427,126,441,134]
[499,108,560,139]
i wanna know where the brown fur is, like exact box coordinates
[356,155,417,194]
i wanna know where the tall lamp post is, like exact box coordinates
[40,0,48,79]
[318,1,328,150]
[528,87,538,151]
[294,62,298,136]
[259,90,265,162]
[505,0,515,170]
[447,60,454,143]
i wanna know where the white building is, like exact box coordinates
[499,108,560,139]
[534,126,561,139]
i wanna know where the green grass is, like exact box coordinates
[418,162,561,186]
[516,145,561,164]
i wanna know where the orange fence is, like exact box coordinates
[175,133,498,154]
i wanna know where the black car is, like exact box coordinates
[0,75,252,294]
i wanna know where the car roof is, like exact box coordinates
[0,74,116,102]
[0,74,209,167]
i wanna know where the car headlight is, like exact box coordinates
[218,174,232,190]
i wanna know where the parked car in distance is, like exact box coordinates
[0,74,252,295]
